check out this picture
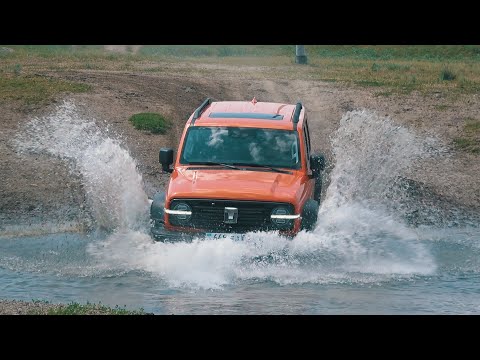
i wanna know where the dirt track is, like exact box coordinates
[1,63,479,233]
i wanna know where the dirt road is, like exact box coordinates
[1,63,479,233]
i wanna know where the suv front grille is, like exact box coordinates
[168,199,294,232]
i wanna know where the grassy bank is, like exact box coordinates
[3,45,480,60]
[0,299,150,315]
[0,74,91,105]
[1,45,480,97]
[26,300,149,315]
[129,112,171,134]
[454,118,480,154]
[40,302,147,315]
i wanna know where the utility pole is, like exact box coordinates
[295,45,307,64]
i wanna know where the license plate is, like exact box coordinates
[205,233,246,241]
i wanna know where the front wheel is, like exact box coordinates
[313,173,323,202]
[150,192,166,222]
[301,199,319,231]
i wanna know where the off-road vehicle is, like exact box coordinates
[150,98,325,241]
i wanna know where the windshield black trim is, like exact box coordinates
[209,112,284,120]
[185,162,241,170]
[186,166,293,175]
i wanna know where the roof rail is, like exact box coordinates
[190,98,212,126]
[292,102,302,130]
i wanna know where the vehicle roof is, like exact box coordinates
[189,100,303,130]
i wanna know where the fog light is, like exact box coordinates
[165,202,192,224]
[271,207,289,225]
[271,207,299,229]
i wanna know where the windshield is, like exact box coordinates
[180,127,301,169]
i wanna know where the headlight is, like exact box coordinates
[271,206,299,228]
[165,202,192,225]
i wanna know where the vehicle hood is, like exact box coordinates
[166,167,303,204]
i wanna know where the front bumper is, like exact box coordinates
[150,223,199,242]
[150,223,297,243]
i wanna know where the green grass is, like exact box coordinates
[453,138,480,154]
[0,74,91,104]
[138,45,294,58]
[2,45,480,96]
[13,63,22,76]
[355,80,385,87]
[3,45,480,61]
[129,112,171,134]
[374,91,394,97]
[319,78,337,83]
[110,45,480,61]
[46,302,146,315]
[435,104,451,111]
[307,45,480,61]
[465,119,480,133]
[453,118,480,154]
[27,300,147,315]
[440,67,456,81]
[371,62,411,72]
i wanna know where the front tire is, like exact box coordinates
[301,199,319,231]
[150,192,166,240]
[150,192,166,220]
[313,173,323,202]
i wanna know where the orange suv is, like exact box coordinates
[150,98,325,241]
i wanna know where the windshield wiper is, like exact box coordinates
[187,162,242,170]
[231,163,293,174]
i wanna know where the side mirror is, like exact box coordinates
[310,153,325,177]
[159,148,174,173]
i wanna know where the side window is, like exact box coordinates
[305,120,311,155]
[291,140,299,164]
[303,126,310,165]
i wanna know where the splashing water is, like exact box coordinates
[322,109,428,209]
[16,103,462,289]
[322,110,453,226]
[15,100,150,231]
[84,109,441,289]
